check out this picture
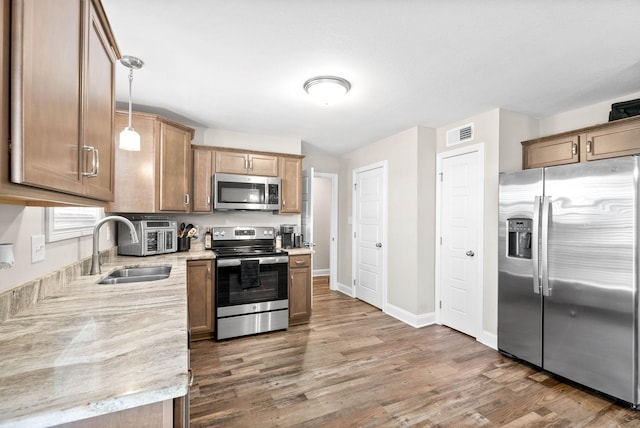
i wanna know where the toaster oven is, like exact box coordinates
[117,220,178,256]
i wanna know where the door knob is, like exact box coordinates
[376,243,382,248]
[466,250,475,257]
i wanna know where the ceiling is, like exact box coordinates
[101,0,640,156]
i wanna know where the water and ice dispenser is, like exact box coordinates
[507,218,532,259]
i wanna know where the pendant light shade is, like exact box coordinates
[303,76,351,106]
[119,55,144,151]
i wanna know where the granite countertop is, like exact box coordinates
[282,248,314,255]
[0,250,214,428]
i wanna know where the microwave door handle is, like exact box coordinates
[531,196,541,295]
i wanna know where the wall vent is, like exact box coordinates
[446,123,474,147]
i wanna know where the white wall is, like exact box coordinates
[539,91,640,136]
[0,206,115,293]
[339,126,436,316]
[204,128,301,155]
[312,177,331,272]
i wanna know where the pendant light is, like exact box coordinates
[119,55,144,151]
[303,76,351,106]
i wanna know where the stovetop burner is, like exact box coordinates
[211,226,284,259]
[213,246,286,258]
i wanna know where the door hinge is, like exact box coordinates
[353,279,356,286]
[354,183,357,191]
[439,172,443,182]
[440,236,442,245]
[439,300,442,309]
[354,232,356,239]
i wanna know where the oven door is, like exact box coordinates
[216,255,288,307]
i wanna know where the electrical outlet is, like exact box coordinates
[32,235,46,263]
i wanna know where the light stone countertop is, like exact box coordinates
[0,250,215,428]
[282,248,314,255]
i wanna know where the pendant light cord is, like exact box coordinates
[127,68,134,129]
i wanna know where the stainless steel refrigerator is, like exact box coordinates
[498,155,639,405]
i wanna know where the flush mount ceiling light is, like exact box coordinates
[119,55,144,151]
[303,76,351,106]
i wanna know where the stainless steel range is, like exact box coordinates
[212,226,289,340]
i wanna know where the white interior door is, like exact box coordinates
[301,168,314,247]
[440,150,479,337]
[353,164,386,309]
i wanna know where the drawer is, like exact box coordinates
[289,254,311,268]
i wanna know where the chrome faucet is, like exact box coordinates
[90,216,139,275]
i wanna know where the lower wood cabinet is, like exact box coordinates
[288,254,312,325]
[53,398,181,428]
[187,259,215,341]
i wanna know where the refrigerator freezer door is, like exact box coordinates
[498,168,544,366]
[543,156,638,404]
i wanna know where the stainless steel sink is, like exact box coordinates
[98,265,171,284]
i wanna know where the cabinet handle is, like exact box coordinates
[571,142,577,156]
[244,159,249,170]
[207,195,211,205]
[282,200,286,207]
[249,160,253,171]
[82,145,99,177]
[188,369,194,387]
[185,194,190,205]
[295,260,305,265]
[586,140,592,154]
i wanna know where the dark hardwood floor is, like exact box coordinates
[189,276,640,427]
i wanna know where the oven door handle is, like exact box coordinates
[217,256,289,267]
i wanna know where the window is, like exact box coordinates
[45,207,103,242]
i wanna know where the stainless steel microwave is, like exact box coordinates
[213,173,281,211]
[117,220,178,256]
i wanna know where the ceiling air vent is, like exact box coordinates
[446,123,474,147]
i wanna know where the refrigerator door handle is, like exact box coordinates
[541,195,551,296]
[532,196,541,294]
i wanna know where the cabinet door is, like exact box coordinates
[522,135,580,169]
[187,260,214,340]
[248,153,279,176]
[159,122,191,212]
[108,112,157,212]
[82,0,116,201]
[11,0,84,195]
[215,151,248,174]
[289,255,311,325]
[279,156,302,213]
[192,148,214,212]
[585,120,640,161]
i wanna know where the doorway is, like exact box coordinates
[302,169,339,291]
[352,161,388,309]
[436,143,484,338]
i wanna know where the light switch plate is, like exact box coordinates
[31,234,45,263]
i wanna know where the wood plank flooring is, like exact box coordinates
[189,276,640,427]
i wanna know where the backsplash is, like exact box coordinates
[0,247,117,322]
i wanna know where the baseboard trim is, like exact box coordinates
[478,330,497,350]
[384,302,436,328]
[336,282,354,297]
[313,269,330,276]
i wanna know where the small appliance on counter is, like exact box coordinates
[280,224,302,249]
[117,219,178,256]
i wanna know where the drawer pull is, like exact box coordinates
[295,260,305,265]
[571,142,577,156]
[586,140,592,154]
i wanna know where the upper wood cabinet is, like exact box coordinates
[522,134,580,169]
[192,146,215,212]
[9,0,118,202]
[108,111,194,213]
[522,116,640,170]
[279,155,303,214]
[215,149,278,176]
